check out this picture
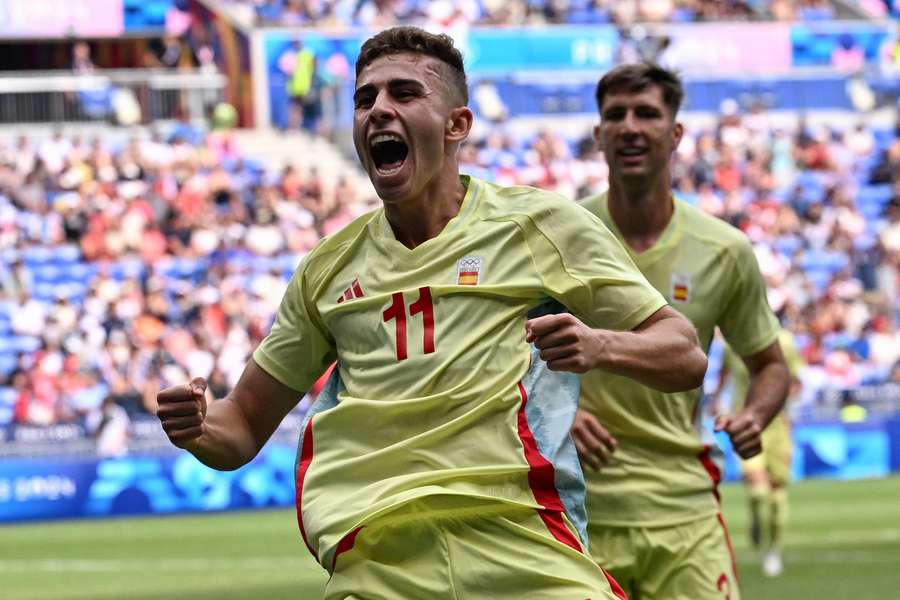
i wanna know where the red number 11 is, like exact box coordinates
[383,287,435,361]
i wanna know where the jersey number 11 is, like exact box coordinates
[383,287,435,361]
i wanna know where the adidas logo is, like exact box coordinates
[337,278,364,303]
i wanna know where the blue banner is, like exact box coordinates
[3,417,899,522]
[714,417,898,482]
[0,444,298,523]
[464,27,618,74]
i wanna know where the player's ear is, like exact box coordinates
[446,106,473,143]
[593,123,604,152]
[672,121,684,151]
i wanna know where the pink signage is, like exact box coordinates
[0,0,124,38]
[655,23,792,74]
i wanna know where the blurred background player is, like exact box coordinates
[156,27,707,599]
[575,63,791,600]
[711,328,805,578]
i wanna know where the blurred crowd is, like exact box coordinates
[228,0,838,28]
[0,125,375,441]
[460,105,900,409]
[1,101,898,437]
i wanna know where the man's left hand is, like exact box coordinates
[714,410,763,459]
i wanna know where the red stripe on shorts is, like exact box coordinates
[296,418,319,562]
[698,445,739,584]
[515,381,582,553]
[331,526,363,572]
[697,444,722,503]
[602,567,630,600]
[717,512,740,583]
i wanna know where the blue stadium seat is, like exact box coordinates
[857,184,892,205]
[11,336,41,353]
[109,260,147,281]
[22,246,53,266]
[775,235,804,257]
[0,386,16,406]
[859,202,884,220]
[52,245,82,264]
[32,265,64,284]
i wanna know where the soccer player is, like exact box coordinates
[575,63,791,600]
[156,29,707,599]
[712,328,805,577]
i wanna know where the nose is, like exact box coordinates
[369,90,396,123]
[621,110,639,135]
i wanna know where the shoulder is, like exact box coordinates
[476,180,596,226]
[577,191,606,217]
[296,209,379,282]
[677,199,754,262]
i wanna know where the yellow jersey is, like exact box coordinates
[578,192,779,527]
[253,177,666,569]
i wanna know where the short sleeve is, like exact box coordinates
[718,240,780,357]
[524,199,666,331]
[252,256,336,392]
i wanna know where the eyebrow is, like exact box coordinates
[353,78,426,104]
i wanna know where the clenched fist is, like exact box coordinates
[714,410,762,459]
[525,313,603,373]
[156,377,208,449]
[571,408,618,471]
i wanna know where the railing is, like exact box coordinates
[0,69,228,124]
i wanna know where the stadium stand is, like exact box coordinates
[0,0,896,454]
[221,0,848,28]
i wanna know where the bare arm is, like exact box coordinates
[526,305,707,392]
[714,340,790,458]
[156,359,305,471]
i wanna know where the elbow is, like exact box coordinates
[685,349,709,390]
[658,348,707,393]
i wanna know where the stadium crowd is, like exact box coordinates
[0,102,898,436]
[229,0,838,28]
[460,107,900,410]
[0,125,375,435]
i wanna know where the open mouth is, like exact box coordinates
[371,134,409,174]
[618,147,647,158]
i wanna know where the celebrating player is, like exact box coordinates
[575,63,791,600]
[712,328,805,577]
[156,29,707,599]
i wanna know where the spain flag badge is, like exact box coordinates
[671,272,691,303]
[457,256,483,286]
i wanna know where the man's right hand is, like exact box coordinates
[572,408,618,471]
[156,377,208,449]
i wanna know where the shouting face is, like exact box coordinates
[353,52,468,203]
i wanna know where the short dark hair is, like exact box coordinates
[356,26,468,106]
[595,62,684,118]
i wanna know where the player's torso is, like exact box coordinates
[580,198,730,525]
[316,213,546,402]
[584,207,732,447]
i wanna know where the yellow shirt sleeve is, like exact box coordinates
[717,238,779,356]
[252,254,336,392]
[523,197,666,331]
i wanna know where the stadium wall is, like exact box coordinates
[258,21,893,129]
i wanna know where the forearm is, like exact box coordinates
[742,361,790,429]
[592,313,707,392]
[185,397,263,471]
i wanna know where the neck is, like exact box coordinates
[606,174,674,254]
[383,167,466,249]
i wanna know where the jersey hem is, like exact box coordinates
[586,505,721,530]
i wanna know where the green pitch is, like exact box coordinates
[2,477,899,599]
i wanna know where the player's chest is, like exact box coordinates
[316,238,542,362]
[639,251,731,333]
